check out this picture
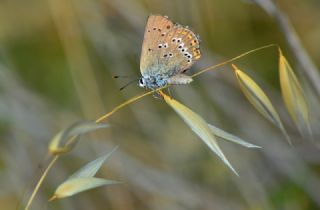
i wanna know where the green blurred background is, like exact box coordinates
[1,0,320,209]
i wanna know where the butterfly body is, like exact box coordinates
[139,15,201,90]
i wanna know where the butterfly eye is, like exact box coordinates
[139,78,146,87]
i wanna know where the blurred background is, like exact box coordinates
[1,0,320,209]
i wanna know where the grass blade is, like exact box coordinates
[68,147,118,180]
[207,124,261,148]
[49,178,120,201]
[49,149,120,201]
[162,93,238,176]
[279,49,311,136]
[233,64,291,145]
[49,121,108,155]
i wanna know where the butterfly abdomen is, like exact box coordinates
[167,74,193,85]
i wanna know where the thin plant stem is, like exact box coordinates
[95,89,157,123]
[24,155,59,210]
[191,44,278,78]
[96,44,279,124]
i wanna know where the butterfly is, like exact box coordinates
[138,15,201,90]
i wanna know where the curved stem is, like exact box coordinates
[95,88,165,123]
[192,44,278,78]
[24,156,59,210]
[97,44,278,123]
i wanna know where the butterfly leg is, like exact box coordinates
[152,91,162,99]
[167,87,173,98]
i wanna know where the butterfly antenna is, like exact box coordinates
[113,75,138,79]
[119,79,139,91]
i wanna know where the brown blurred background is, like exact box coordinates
[1,0,320,209]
